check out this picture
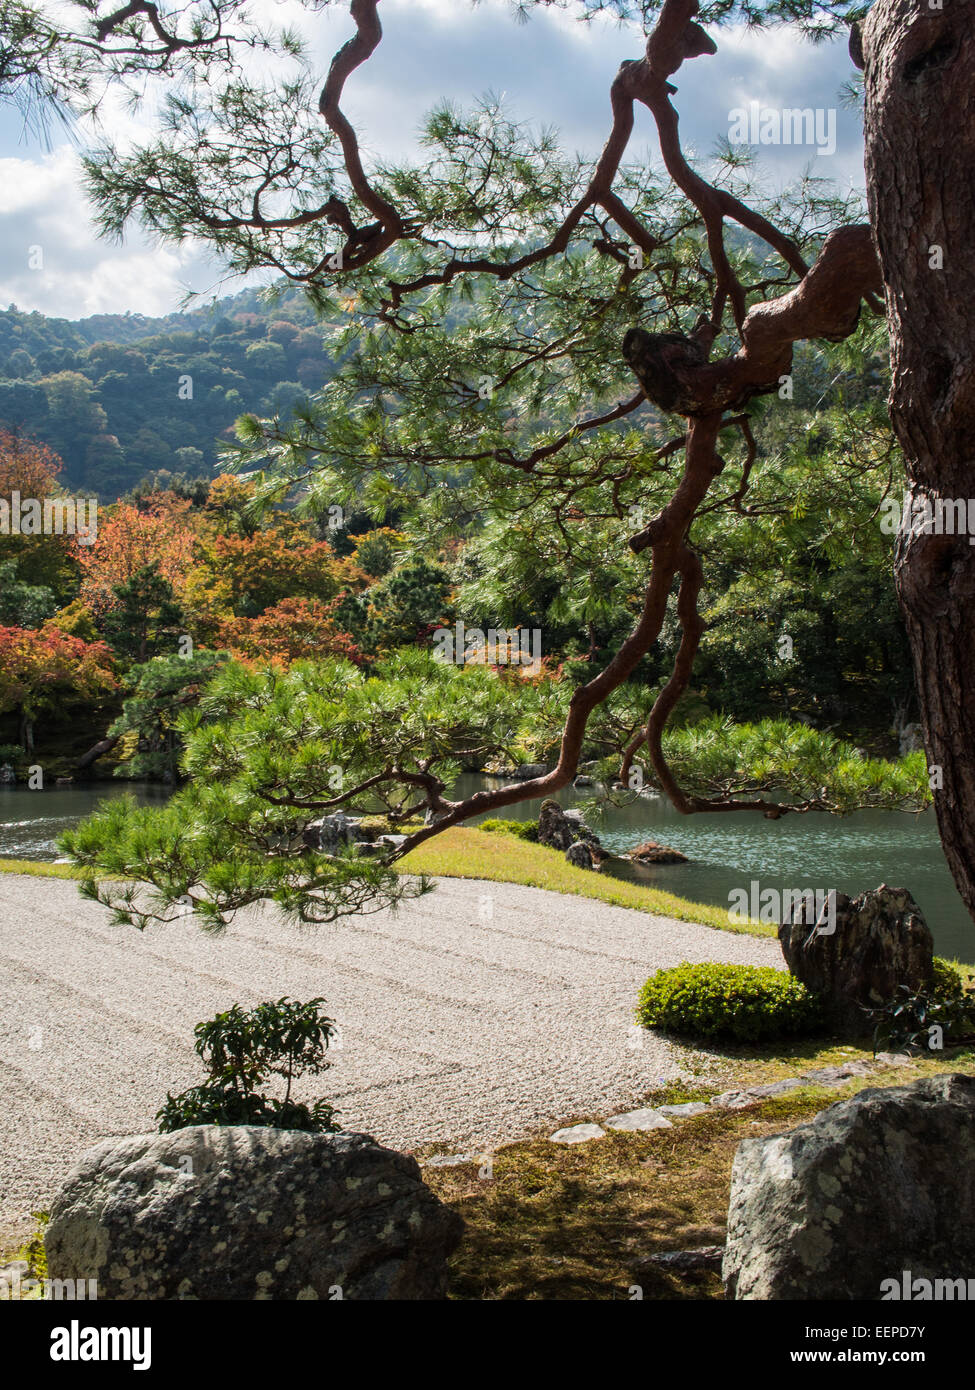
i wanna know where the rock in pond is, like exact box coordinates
[626,840,689,865]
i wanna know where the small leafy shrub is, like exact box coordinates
[637,962,825,1043]
[870,960,975,1055]
[158,997,339,1133]
[478,817,539,842]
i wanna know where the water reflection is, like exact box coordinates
[0,782,171,861]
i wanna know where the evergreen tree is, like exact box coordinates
[101,565,185,663]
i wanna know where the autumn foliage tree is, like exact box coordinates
[78,496,197,615]
[0,625,117,753]
[0,429,61,500]
[183,515,365,627]
[0,430,83,598]
[216,596,363,665]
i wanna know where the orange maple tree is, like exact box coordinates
[216,597,363,666]
[78,496,198,614]
[0,429,62,500]
[184,514,366,628]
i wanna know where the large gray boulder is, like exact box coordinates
[537,798,577,850]
[302,812,363,852]
[565,840,594,870]
[724,1073,975,1299]
[512,762,550,781]
[45,1126,463,1301]
[778,884,933,1033]
[538,799,604,871]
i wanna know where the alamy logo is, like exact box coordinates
[0,492,98,545]
[432,620,541,668]
[881,492,975,545]
[881,1271,975,1300]
[50,1320,151,1370]
[728,102,837,157]
[0,1270,97,1300]
[728,881,837,934]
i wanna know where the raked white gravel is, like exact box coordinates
[0,871,782,1245]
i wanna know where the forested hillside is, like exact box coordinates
[0,274,918,772]
[0,287,335,495]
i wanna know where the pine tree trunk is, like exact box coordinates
[863,0,975,925]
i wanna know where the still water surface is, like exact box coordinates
[1,777,970,961]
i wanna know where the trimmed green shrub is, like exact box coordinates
[637,962,825,1043]
[478,817,539,842]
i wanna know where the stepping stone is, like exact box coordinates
[745,1078,804,1099]
[875,1051,913,1066]
[549,1123,606,1144]
[658,1102,710,1118]
[709,1090,759,1110]
[802,1062,872,1088]
[603,1108,674,1132]
[424,1153,476,1167]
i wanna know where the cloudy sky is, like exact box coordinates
[0,0,866,321]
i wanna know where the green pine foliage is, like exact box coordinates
[60,650,554,928]
[0,0,936,932]
[659,718,931,813]
[107,650,230,782]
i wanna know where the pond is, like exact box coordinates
[0,782,172,861]
[456,775,972,963]
[1,775,970,962]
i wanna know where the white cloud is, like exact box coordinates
[0,147,226,316]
